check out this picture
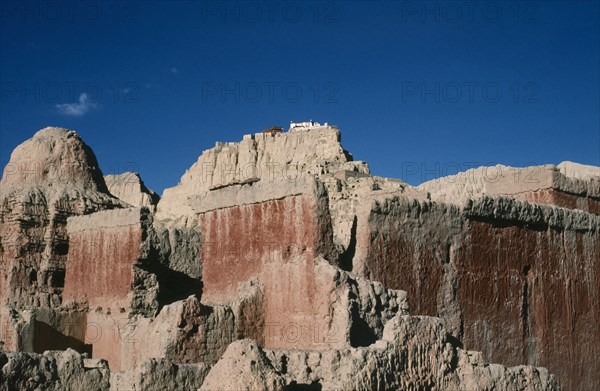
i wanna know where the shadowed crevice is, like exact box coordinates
[33,321,92,356]
[284,381,322,390]
[349,303,377,347]
[339,215,357,272]
[138,261,202,310]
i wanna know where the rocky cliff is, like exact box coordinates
[1,124,597,390]
[0,128,123,312]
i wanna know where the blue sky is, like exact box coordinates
[1,0,599,194]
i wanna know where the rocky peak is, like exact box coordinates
[1,127,109,194]
[0,127,122,309]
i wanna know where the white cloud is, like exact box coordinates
[55,93,97,117]
[171,67,179,75]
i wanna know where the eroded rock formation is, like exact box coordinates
[1,123,597,390]
[105,172,160,211]
[0,128,123,311]
[0,349,109,391]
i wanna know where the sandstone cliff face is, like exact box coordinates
[199,340,286,391]
[558,161,600,180]
[158,125,413,259]
[357,195,599,390]
[194,174,407,351]
[81,296,235,372]
[2,124,597,390]
[110,358,209,391]
[0,128,123,312]
[63,208,151,312]
[59,207,222,372]
[461,197,599,391]
[0,129,207,373]
[197,176,338,303]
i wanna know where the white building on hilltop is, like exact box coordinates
[289,120,330,131]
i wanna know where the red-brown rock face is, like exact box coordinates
[58,207,227,372]
[62,211,142,309]
[200,196,320,303]
[199,186,406,351]
[511,188,600,215]
[457,220,599,390]
[200,195,342,349]
[361,196,600,390]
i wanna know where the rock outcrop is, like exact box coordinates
[0,128,123,311]
[0,349,109,391]
[2,124,598,390]
[417,163,600,214]
[105,172,160,211]
[199,340,286,391]
[157,126,352,221]
[202,314,557,391]
[354,195,599,390]
[557,160,600,180]
[110,358,210,391]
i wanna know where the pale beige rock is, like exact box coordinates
[418,163,600,205]
[1,127,110,191]
[189,174,322,214]
[322,172,417,257]
[157,126,351,223]
[558,161,600,180]
[0,306,33,352]
[199,339,286,391]
[417,164,521,205]
[464,195,600,230]
[80,296,235,372]
[150,220,203,279]
[105,172,160,211]
[263,313,558,390]
[109,358,210,391]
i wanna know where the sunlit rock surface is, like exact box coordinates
[2,124,597,390]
